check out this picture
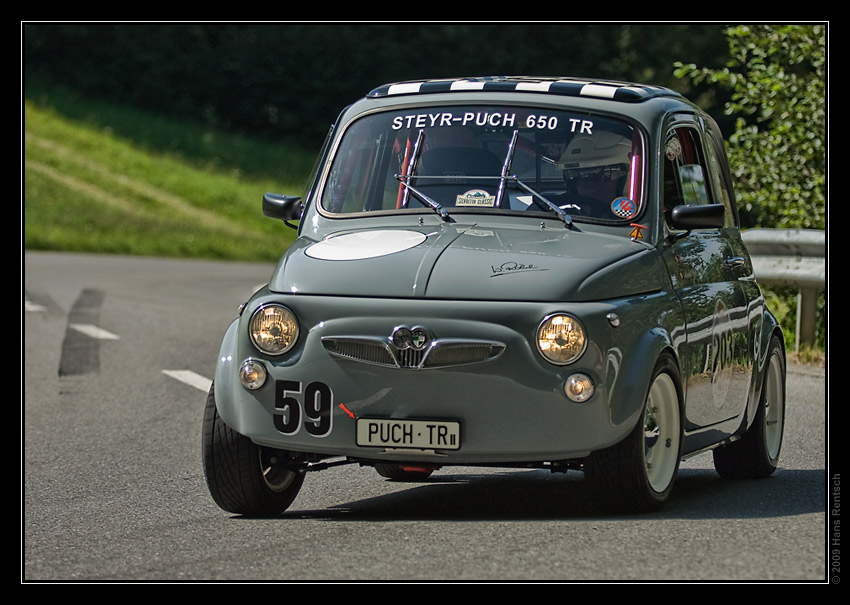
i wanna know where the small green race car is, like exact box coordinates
[202,76,786,515]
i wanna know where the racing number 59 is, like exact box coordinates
[274,380,333,437]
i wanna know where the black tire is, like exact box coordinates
[713,334,786,478]
[202,383,304,516]
[586,354,683,513]
[374,463,436,482]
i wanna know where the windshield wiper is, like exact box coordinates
[495,130,519,208]
[394,174,450,220]
[495,130,571,228]
[508,176,574,228]
[395,129,450,221]
[394,128,566,226]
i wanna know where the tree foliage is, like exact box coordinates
[24,23,731,146]
[675,25,826,229]
[25,23,825,232]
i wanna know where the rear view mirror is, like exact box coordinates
[263,193,303,229]
[669,203,725,232]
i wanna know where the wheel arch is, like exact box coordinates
[742,308,786,435]
[607,325,683,433]
[585,343,685,512]
[212,318,245,432]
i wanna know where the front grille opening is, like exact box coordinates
[396,347,428,369]
[322,336,505,369]
[322,338,396,367]
[423,341,505,368]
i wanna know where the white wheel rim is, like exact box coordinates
[259,448,298,493]
[763,350,785,461]
[643,372,680,493]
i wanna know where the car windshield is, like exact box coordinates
[320,105,644,223]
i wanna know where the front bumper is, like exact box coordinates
[213,293,662,465]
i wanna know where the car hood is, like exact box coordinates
[269,223,666,301]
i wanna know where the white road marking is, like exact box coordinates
[69,323,120,340]
[25,300,47,313]
[162,369,212,393]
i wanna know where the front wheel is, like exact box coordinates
[586,354,683,513]
[713,334,786,478]
[202,383,305,516]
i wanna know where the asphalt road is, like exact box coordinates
[23,251,830,583]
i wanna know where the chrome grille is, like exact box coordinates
[422,340,505,368]
[322,336,504,369]
[321,337,396,367]
[395,345,429,369]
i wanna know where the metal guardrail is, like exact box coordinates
[742,229,826,350]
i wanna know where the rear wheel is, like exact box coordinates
[202,383,305,516]
[713,335,786,478]
[587,354,683,512]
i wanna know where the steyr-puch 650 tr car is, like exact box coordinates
[202,76,786,515]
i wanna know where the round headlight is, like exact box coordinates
[537,314,586,365]
[249,304,299,355]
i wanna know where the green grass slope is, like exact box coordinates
[23,98,304,261]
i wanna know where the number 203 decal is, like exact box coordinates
[274,380,333,437]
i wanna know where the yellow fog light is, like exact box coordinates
[536,314,586,365]
[239,359,267,390]
[249,304,299,355]
[565,373,595,402]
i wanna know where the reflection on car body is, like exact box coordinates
[202,76,787,515]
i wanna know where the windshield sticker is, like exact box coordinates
[393,112,517,130]
[629,223,647,241]
[390,111,588,132]
[611,197,637,218]
[456,190,496,207]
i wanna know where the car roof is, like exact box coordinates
[366,76,684,104]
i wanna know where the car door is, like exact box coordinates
[658,115,757,432]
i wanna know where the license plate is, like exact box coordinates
[356,419,460,450]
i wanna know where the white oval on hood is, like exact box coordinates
[305,230,427,261]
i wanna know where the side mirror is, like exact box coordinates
[669,203,725,234]
[263,193,303,229]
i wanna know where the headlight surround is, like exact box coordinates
[536,313,587,365]
[249,304,299,355]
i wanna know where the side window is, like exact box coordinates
[663,125,721,228]
[704,131,737,228]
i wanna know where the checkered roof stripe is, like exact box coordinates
[367,77,680,103]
